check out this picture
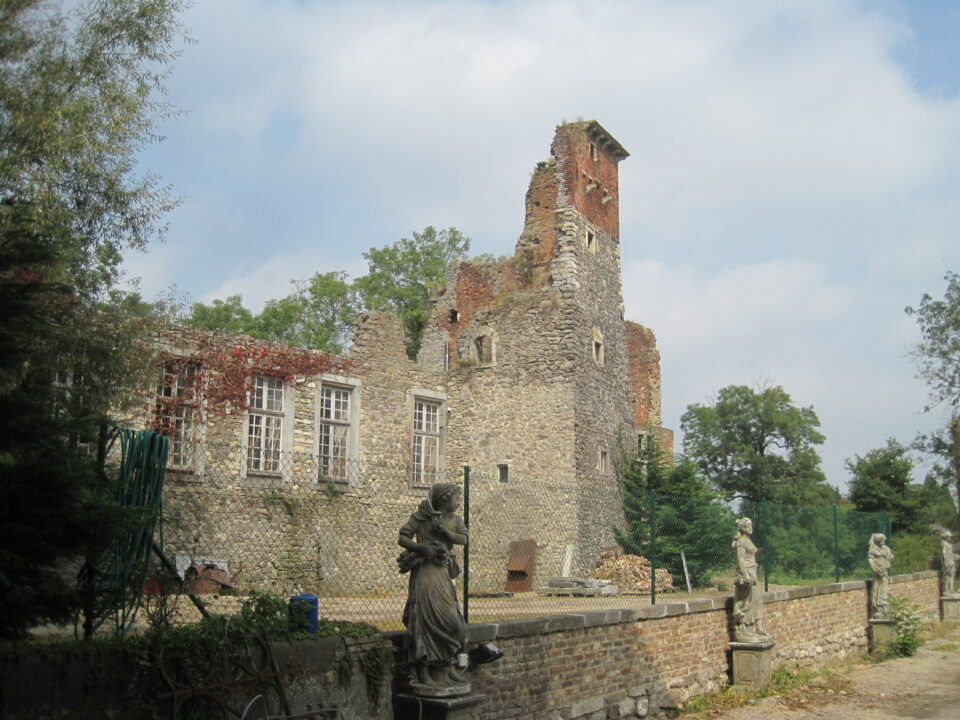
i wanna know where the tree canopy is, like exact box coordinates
[906,271,960,516]
[186,226,470,359]
[680,384,834,504]
[847,438,924,533]
[354,226,470,358]
[614,436,732,589]
[0,0,185,639]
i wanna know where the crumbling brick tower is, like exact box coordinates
[420,121,637,586]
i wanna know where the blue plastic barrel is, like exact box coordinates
[289,593,319,634]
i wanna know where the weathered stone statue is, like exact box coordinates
[868,533,893,617]
[941,531,957,596]
[732,517,770,643]
[397,483,469,696]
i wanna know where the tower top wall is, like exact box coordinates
[517,120,629,265]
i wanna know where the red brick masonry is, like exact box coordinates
[464,571,940,720]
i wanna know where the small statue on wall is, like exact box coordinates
[732,516,770,643]
[397,483,470,696]
[868,533,893,617]
[941,530,957,596]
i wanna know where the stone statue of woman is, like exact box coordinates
[868,533,893,617]
[397,483,469,696]
[732,517,770,643]
[941,531,956,596]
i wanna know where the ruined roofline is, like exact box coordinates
[559,119,630,161]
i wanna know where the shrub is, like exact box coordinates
[886,595,926,657]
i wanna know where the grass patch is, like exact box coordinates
[677,667,850,719]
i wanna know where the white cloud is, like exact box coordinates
[624,258,856,354]
[139,0,960,489]
[201,253,367,313]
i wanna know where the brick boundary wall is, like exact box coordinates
[452,571,940,720]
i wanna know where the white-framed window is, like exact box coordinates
[412,394,444,487]
[318,382,355,481]
[156,362,202,473]
[247,375,287,475]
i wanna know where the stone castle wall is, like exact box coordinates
[143,121,669,595]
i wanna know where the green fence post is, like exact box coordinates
[833,504,840,583]
[463,465,470,624]
[650,489,657,605]
[762,500,769,593]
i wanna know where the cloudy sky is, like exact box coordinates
[127,0,960,492]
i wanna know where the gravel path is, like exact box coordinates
[706,625,960,720]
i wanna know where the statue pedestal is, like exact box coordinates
[869,617,894,651]
[730,639,775,691]
[942,595,960,620]
[395,692,487,720]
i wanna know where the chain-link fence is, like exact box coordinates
[154,444,893,630]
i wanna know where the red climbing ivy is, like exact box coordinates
[149,330,353,432]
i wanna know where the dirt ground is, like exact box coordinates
[702,623,960,720]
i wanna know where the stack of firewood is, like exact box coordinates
[593,552,674,594]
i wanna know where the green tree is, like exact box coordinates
[0,0,185,639]
[186,273,360,353]
[256,271,359,352]
[906,271,960,517]
[681,384,833,504]
[614,437,733,588]
[847,438,923,533]
[186,295,255,335]
[355,226,470,359]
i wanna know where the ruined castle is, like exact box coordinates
[150,121,671,596]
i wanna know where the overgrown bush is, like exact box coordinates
[886,595,926,657]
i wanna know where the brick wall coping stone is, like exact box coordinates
[444,572,938,642]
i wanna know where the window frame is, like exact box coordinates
[155,361,203,475]
[244,374,293,480]
[315,376,360,486]
[410,390,445,488]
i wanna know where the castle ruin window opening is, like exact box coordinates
[247,374,285,475]
[450,309,459,323]
[318,383,353,481]
[412,396,442,487]
[586,229,596,252]
[590,141,599,162]
[498,464,509,483]
[598,449,609,473]
[156,361,201,472]
[474,335,494,365]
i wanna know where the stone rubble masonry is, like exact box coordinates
[459,571,940,720]
[138,121,670,596]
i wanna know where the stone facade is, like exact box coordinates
[145,121,669,595]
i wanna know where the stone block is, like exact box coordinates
[869,618,894,652]
[635,694,650,716]
[730,640,775,691]
[942,596,960,620]
[394,692,488,720]
[570,695,604,718]
[613,697,635,717]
